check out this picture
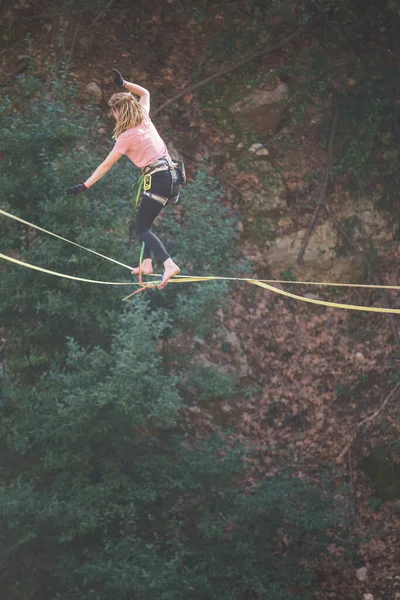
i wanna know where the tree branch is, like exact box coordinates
[65,15,81,70]
[312,0,361,62]
[336,381,400,462]
[297,109,339,267]
[90,0,115,27]
[348,448,357,529]
[154,16,323,115]
[296,103,400,348]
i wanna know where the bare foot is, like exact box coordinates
[131,258,153,275]
[159,259,180,289]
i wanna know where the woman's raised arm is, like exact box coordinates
[112,68,150,112]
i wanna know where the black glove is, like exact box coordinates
[65,183,87,195]
[112,69,124,87]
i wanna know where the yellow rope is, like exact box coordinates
[247,279,400,314]
[3,209,400,289]
[2,209,400,313]
[0,209,134,271]
[2,252,400,313]
[168,274,400,291]
[0,253,139,286]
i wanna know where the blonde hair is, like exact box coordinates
[108,92,147,139]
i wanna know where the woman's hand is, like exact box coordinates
[112,69,125,87]
[65,183,87,195]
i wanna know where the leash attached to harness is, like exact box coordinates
[127,242,160,298]
[135,175,144,207]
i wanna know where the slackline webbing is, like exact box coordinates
[2,209,400,313]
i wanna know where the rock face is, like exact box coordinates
[227,160,287,216]
[356,566,368,582]
[230,82,289,136]
[248,161,287,215]
[341,197,389,249]
[258,194,392,282]
[266,220,364,282]
[84,82,103,104]
[248,143,269,156]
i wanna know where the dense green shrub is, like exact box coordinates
[0,314,340,599]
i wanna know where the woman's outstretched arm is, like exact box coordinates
[84,148,123,188]
[65,148,123,195]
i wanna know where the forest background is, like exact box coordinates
[1,0,400,599]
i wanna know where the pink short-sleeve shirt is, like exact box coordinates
[113,111,168,169]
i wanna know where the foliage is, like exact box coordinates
[0,67,348,600]
[334,71,400,204]
[0,73,132,376]
[281,0,400,208]
[0,319,340,599]
[388,0,400,14]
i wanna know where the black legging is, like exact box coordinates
[135,170,173,263]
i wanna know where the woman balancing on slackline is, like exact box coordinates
[66,69,183,289]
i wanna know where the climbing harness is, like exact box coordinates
[135,155,185,207]
[2,208,400,314]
